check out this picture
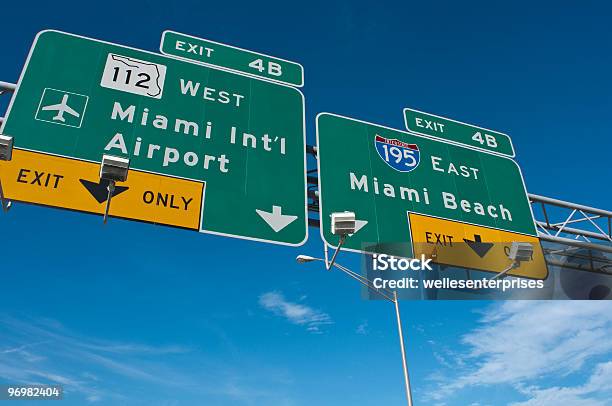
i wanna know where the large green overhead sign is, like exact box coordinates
[0,30,307,246]
[316,113,536,257]
[403,108,515,157]
[160,30,304,87]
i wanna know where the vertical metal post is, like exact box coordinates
[323,243,330,268]
[393,291,413,406]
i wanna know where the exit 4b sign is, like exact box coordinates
[160,31,304,87]
[404,108,515,157]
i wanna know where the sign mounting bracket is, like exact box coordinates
[99,154,130,224]
[0,135,14,212]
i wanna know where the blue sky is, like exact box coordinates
[1,1,611,405]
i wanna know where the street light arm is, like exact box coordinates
[491,260,519,280]
[332,262,396,302]
[297,255,396,302]
[326,235,346,270]
[338,266,396,302]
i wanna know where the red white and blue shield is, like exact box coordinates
[374,135,420,172]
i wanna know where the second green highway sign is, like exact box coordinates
[317,113,535,256]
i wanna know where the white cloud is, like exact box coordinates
[259,291,333,333]
[460,302,612,386]
[432,351,452,369]
[0,316,195,403]
[510,361,612,406]
[356,320,369,335]
[0,316,298,405]
[427,301,612,402]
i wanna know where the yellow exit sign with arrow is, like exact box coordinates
[0,150,204,229]
[408,213,548,280]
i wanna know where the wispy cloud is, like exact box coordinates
[426,301,612,404]
[432,351,453,369]
[0,317,190,357]
[259,291,333,333]
[356,320,369,335]
[1,341,48,354]
[0,315,297,405]
[0,316,200,403]
[510,361,612,406]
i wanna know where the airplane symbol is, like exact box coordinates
[41,94,81,123]
[35,88,88,128]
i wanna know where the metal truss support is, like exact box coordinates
[529,194,612,254]
[0,82,15,126]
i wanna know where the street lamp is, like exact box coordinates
[296,254,318,263]
[296,254,414,406]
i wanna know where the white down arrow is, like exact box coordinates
[256,205,298,232]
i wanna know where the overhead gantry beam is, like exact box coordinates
[529,194,612,254]
[0,81,16,94]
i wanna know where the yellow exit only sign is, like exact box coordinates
[0,150,204,229]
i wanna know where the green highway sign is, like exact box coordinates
[316,113,536,257]
[0,30,307,246]
[403,108,515,157]
[160,30,304,87]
